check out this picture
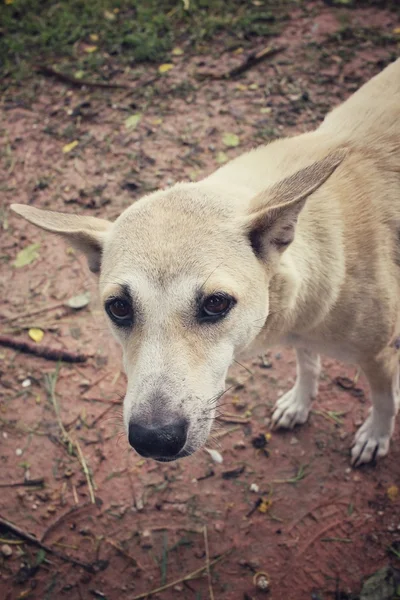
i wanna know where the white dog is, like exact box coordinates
[12,58,400,467]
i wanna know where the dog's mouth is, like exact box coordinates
[134,446,195,463]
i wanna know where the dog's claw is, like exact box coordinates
[271,385,312,429]
[351,412,393,467]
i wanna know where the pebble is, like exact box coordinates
[1,545,12,558]
[22,379,31,388]
[250,483,260,493]
[15,448,23,456]
[214,521,225,533]
[290,436,299,446]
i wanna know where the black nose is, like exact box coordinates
[128,419,188,459]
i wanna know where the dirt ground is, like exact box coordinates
[1,2,400,599]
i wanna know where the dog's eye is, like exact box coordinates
[106,298,133,326]
[201,293,235,321]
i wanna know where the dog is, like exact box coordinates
[11,58,400,467]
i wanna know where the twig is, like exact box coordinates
[216,415,250,425]
[213,425,240,439]
[0,334,88,363]
[132,548,233,599]
[0,478,45,489]
[75,440,96,504]
[88,403,120,429]
[196,45,286,80]
[0,514,95,572]
[37,66,130,89]
[0,301,66,323]
[46,371,96,504]
[203,526,215,600]
[37,65,159,91]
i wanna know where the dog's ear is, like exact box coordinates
[243,149,346,258]
[10,204,112,273]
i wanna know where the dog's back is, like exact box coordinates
[319,58,400,160]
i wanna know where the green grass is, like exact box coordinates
[1,0,290,83]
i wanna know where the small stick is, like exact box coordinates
[0,514,95,572]
[204,526,215,600]
[37,66,130,89]
[131,549,233,600]
[0,301,66,323]
[216,415,250,425]
[0,335,88,363]
[37,65,159,92]
[46,373,96,504]
[213,425,240,439]
[197,45,286,80]
[75,440,96,504]
[0,478,45,489]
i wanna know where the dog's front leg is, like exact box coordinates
[271,347,320,429]
[352,353,399,467]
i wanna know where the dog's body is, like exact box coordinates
[12,58,400,466]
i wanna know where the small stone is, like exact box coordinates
[22,379,31,388]
[254,573,270,592]
[15,448,23,456]
[1,544,12,558]
[290,437,299,446]
[250,483,260,493]
[234,441,246,450]
[214,521,225,533]
[141,529,153,549]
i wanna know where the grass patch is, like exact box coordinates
[1,0,291,84]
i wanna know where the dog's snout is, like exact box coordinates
[128,418,188,459]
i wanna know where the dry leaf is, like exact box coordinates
[28,328,44,344]
[84,45,98,53]
[258,498,272,513]
[13,243,41,268]
[66,291,91,309]
[393,27,400,34]
[158,63,174,74]
[215,151,228,164]
[62,140,79,153]
[125,114,142,130]
[89,34,99,42]
[222,132,240,147]
[387,485,399,502]
[104,10,115,20]
[204,448,223,463]
[172,47,184,56]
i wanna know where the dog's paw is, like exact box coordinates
[351,412,394,467]
[271,386,312,429]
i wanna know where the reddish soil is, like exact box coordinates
[1,2,400,599]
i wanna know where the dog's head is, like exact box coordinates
[11,151,343,461]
